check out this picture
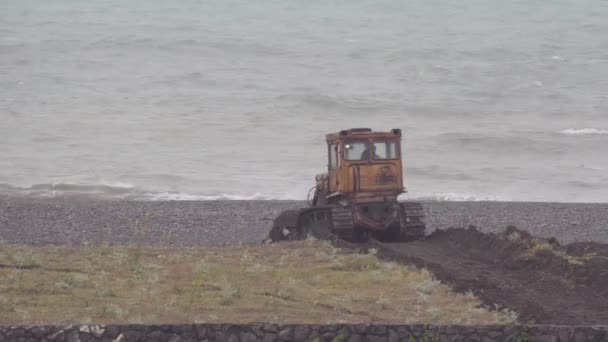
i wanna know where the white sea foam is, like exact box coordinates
[0,182,600,202]
[144,191,503,202]
[401,193,502,202]
[560,128,608,135]
[95,181,135,189]
[129,191,504,202]
[142,192,300,201]
[0,183,302,201]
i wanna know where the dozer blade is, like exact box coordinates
[267,207,335,242]
[267,209,301,242]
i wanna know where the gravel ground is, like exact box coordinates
[0,196,607,246]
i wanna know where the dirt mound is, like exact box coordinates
[377,226,608,324]
[429,226,608,298]
[566,241,608,258]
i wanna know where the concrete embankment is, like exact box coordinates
[1,323,607,341]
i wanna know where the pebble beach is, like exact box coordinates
[1,196,606,246]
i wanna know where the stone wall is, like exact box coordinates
[0,323,606,342]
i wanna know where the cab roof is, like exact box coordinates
[325,128,402,142]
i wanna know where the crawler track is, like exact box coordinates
[341,227,608,325]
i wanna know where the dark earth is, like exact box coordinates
[1,195,607,325]
[369,227,608,325]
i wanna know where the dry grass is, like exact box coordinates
[0,239,516,325]
[507,230,592,266]
[528,240,584,265]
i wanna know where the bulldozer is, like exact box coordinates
[268,128,425,242]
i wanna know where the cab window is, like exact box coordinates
[373,140,398,159]
[344,140,370,161]
[328,143,338,169]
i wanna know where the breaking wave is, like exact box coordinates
[148,192,507,202]
[559,128,608,135]
[0,182,137,198]
[143,192,299,201]
[4,184,602,203]
[0,183,505,202]
[401,193,503,202]
[0,183,300,201]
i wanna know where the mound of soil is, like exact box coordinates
[376,226,608,325]
[566,241,608,258]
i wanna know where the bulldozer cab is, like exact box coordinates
[324,128,404,201]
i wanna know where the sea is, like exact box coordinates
[1,0,608,203]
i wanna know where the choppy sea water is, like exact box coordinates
[1,0,608,202]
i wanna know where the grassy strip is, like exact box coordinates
[505,230,600,265]
[0,239,517,325]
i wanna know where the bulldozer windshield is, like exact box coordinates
[344,140,370,161]
[344,139,399,161]
[373,140,399,160]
